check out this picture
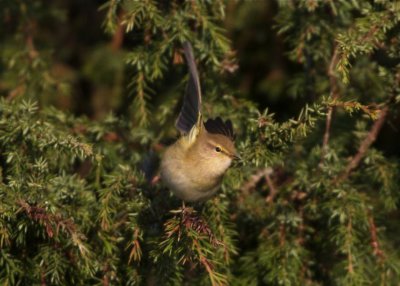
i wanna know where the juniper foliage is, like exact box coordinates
[1,1,400,285]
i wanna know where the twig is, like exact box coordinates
[240,168,279,203]
[336,105,389,182]
[279,223,286,247]
[102,264,109,286]
[240,168,272,194]
[41,270,46,286]
[368,213,385,261]
[17,200,83,241]
[321,46,340,156]
[110,11,125,51]
[296,206,305,246]
[347,217,353,274]
[265,172,278,204]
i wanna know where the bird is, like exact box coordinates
[160,42,239,202]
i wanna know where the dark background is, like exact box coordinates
[4,1,398,156]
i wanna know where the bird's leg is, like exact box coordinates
[173,201,224,248]
[181,200,195,216]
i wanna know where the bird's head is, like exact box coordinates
[205,132,239,159]
[183,116,239,177]
[190,129,239,177]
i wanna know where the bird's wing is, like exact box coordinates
[175,42,202,134]
[204,117,235,141]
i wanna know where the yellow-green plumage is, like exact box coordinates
[160,42,238,202]
[161,126,236,202]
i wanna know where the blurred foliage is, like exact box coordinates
[1,0,400,285]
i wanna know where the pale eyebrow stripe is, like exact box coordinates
[206,141,231,157]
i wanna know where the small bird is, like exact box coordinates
[160,42,239,202]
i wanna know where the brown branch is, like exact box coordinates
[26,34,39,59]
[368,213,385,261]
[240,167,280,204]
[331,72,397,182]
[7,85,26,101]
[265,171,278,204]
[18,200,81,240]
[321,46,340,156]
[110,11,125,51]
[128,229,142,264]
[240,168,272,195]
[322,106,334,152]
[296,207,305,246]
[102,264,110,286]
[347,217,354,274]
[41,270,46,286]
[328,100,380,119]
[279,223,286,247]
[336,105,389,183]
[340,105,389,179]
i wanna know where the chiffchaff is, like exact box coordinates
[160,42,239,202]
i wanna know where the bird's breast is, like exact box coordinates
[160,142,224,202]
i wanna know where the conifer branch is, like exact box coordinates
[2,1,400,284]
[18,200,77,239]
[128,228,142,264]
[337,105,389,182]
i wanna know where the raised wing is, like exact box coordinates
[204,117,235,141]
[175,42,202,134]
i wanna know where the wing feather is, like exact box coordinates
[175,42,202,134]
[204,117,235,141]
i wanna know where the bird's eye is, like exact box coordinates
[215,146,222,152]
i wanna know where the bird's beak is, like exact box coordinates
[232,152,242,161]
